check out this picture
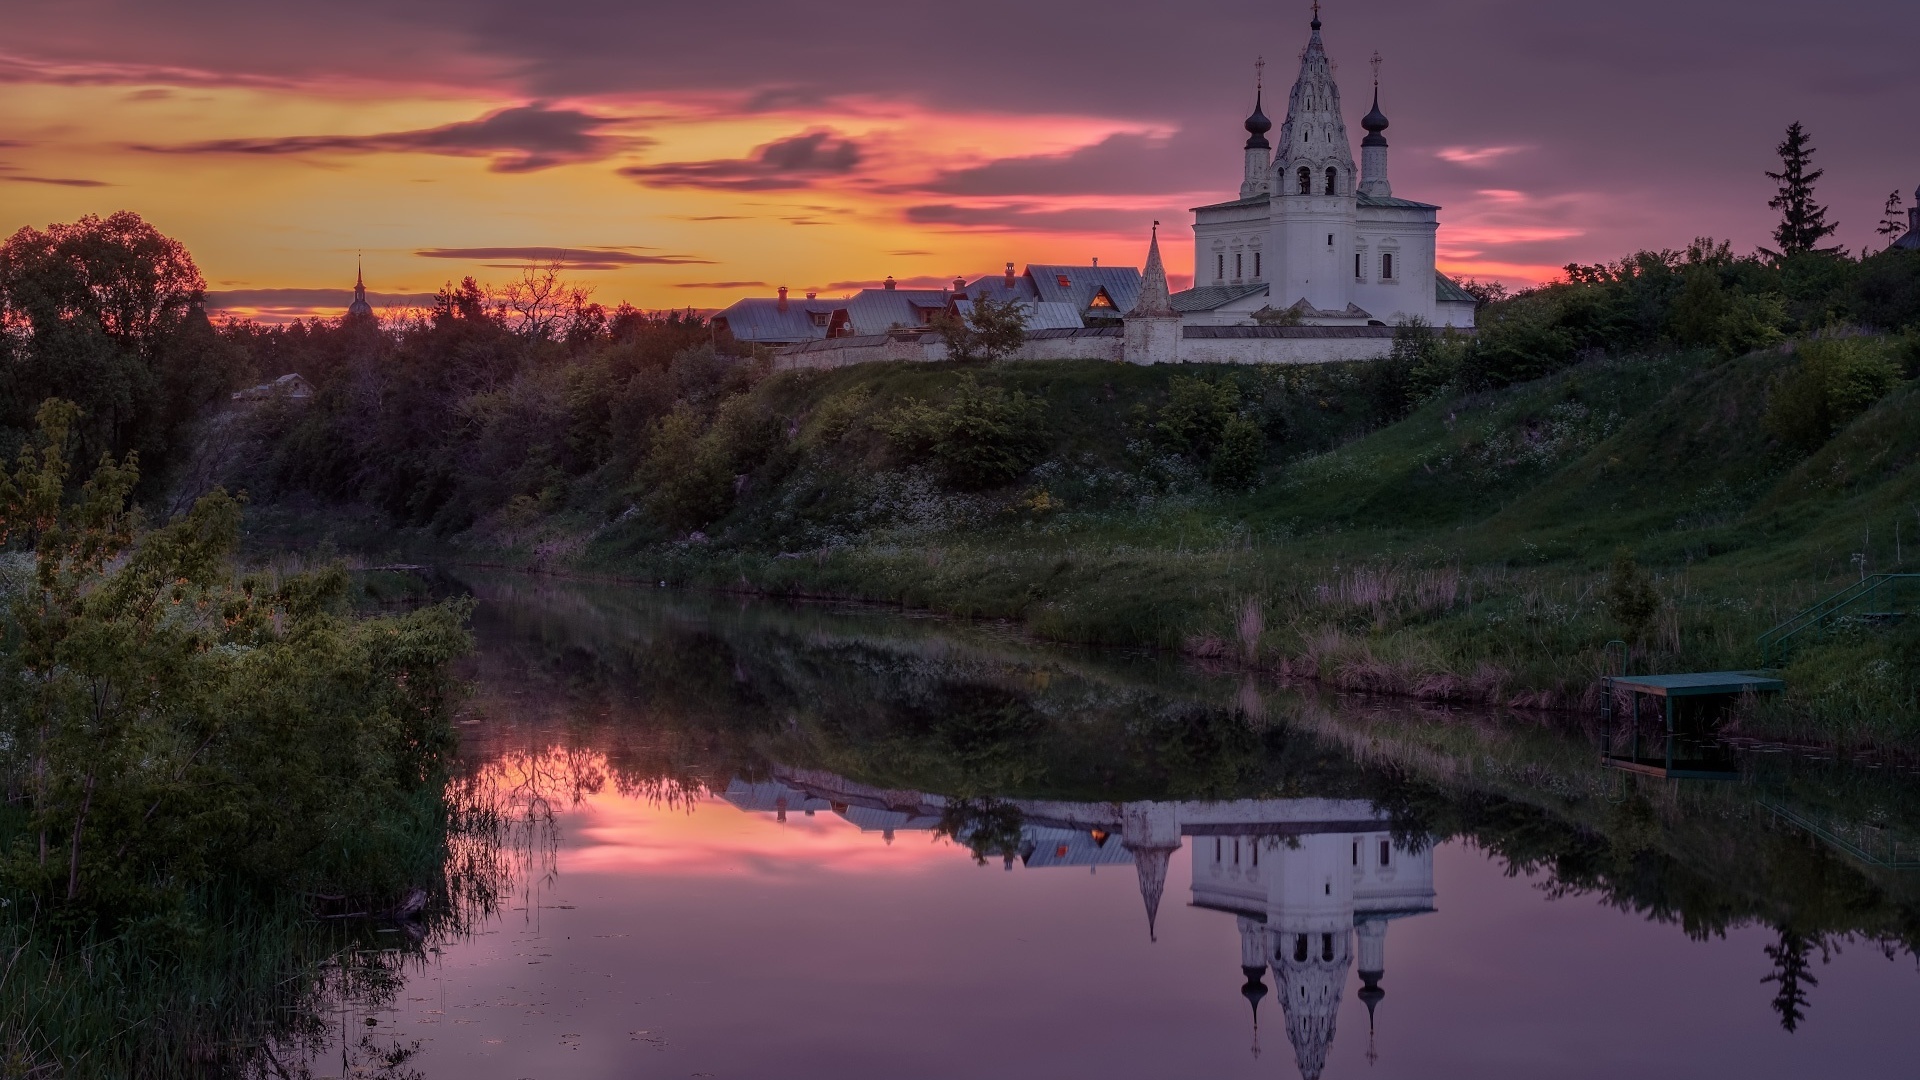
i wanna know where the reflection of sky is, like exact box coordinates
[342,766,1920,1080]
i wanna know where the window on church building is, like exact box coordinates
[1294,936,1308,963]
[1253,252,1261,277]
[1355,253,1362,279]
[1380,840,1391,867]
[1235,253,1242,278]
[1217,254,1225,280]
[1297,166,1311,195]
[1327,233,1334,246]
[1352,840,1359,866]
[1325,167,1338,195]
[1322,934,1335,962]
[1382,253,1395,280]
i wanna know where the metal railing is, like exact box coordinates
[1758,573,1920,668]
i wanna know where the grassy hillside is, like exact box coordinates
[237,333,1920,748]
[520,343,1909,744]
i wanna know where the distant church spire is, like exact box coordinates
[1125,223,1176,319]
[346,254,375,322]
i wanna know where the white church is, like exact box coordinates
[1172,5,1478,332]
[768,6,1478,371]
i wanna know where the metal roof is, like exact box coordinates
[960,264,1141,316]
[955,298,1083,331]
[1894,226,1920,251]
[713,296,838,343]
[1435,273,1477,305]
[1170,283,1269,313]
[1356,191,1441,210]
[1026,264,1142,312]
[841,289,951,335]
[1191,194,1272,213]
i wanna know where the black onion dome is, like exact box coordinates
[1244,90,1272,150]
[1361,87,1389,148]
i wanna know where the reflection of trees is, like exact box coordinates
[454,574,1920,1040]
[1763,929,1825,1032]
[936,799,1026,866]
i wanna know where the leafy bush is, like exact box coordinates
[1604,551,1662,644]
[880,375,1049,490]
[0,400,472,931]
[932,296,1030,363]
[1209,414,1265,489]
[1153,375,1239,458]
[1763,336,1903,450]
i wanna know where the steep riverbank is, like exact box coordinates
[244,342,1920,750]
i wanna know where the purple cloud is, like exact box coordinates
[413,246,711,270]
[132,103,637,173]
[620,130,865,192]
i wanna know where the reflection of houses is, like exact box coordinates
[722,769,1436,1079]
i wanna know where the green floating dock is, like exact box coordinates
[1601,671,1785,779]
[1608,671,1786,700]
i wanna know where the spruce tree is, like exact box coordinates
[1877,189,1907,245]
[1764,122,1839,258]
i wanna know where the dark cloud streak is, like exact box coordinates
[621,130,864,191]
[414,246,712,269]
[132,103,638,173]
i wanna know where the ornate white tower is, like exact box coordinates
[1269,3,1359,313]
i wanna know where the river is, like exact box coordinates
[294,574,1920,1079]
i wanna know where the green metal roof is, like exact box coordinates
[1190,195,1271,213]
[1356,192,1440,210]
[1435,273,1477,305]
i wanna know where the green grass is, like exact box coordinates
[275,347,1920,749]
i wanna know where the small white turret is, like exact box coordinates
[1241,61,1274,200]
[1358,54,1392,198]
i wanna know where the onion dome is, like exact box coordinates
[1361,86,1389,148]
[1245,89,1273,150]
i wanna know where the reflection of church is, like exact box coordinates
[724,772,1436,1079]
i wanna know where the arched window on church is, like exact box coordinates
[1382,253,1395,280]
[1321,934,1335,962]
[1293,935,1308,963]
[1297,166,1312,195]
[1325,167,1338,195]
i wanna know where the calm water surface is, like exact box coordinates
[304,577,1920,1079]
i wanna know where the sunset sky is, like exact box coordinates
[2,0,1914,321]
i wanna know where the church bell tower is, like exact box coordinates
[1268,3,1358,313]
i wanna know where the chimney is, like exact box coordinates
[884,275,897,291]
[953,274,966,292]
[806,289,818,300]
[1004,261,1016,288]
[1092,257,1099,268]
[777,285,788,313]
